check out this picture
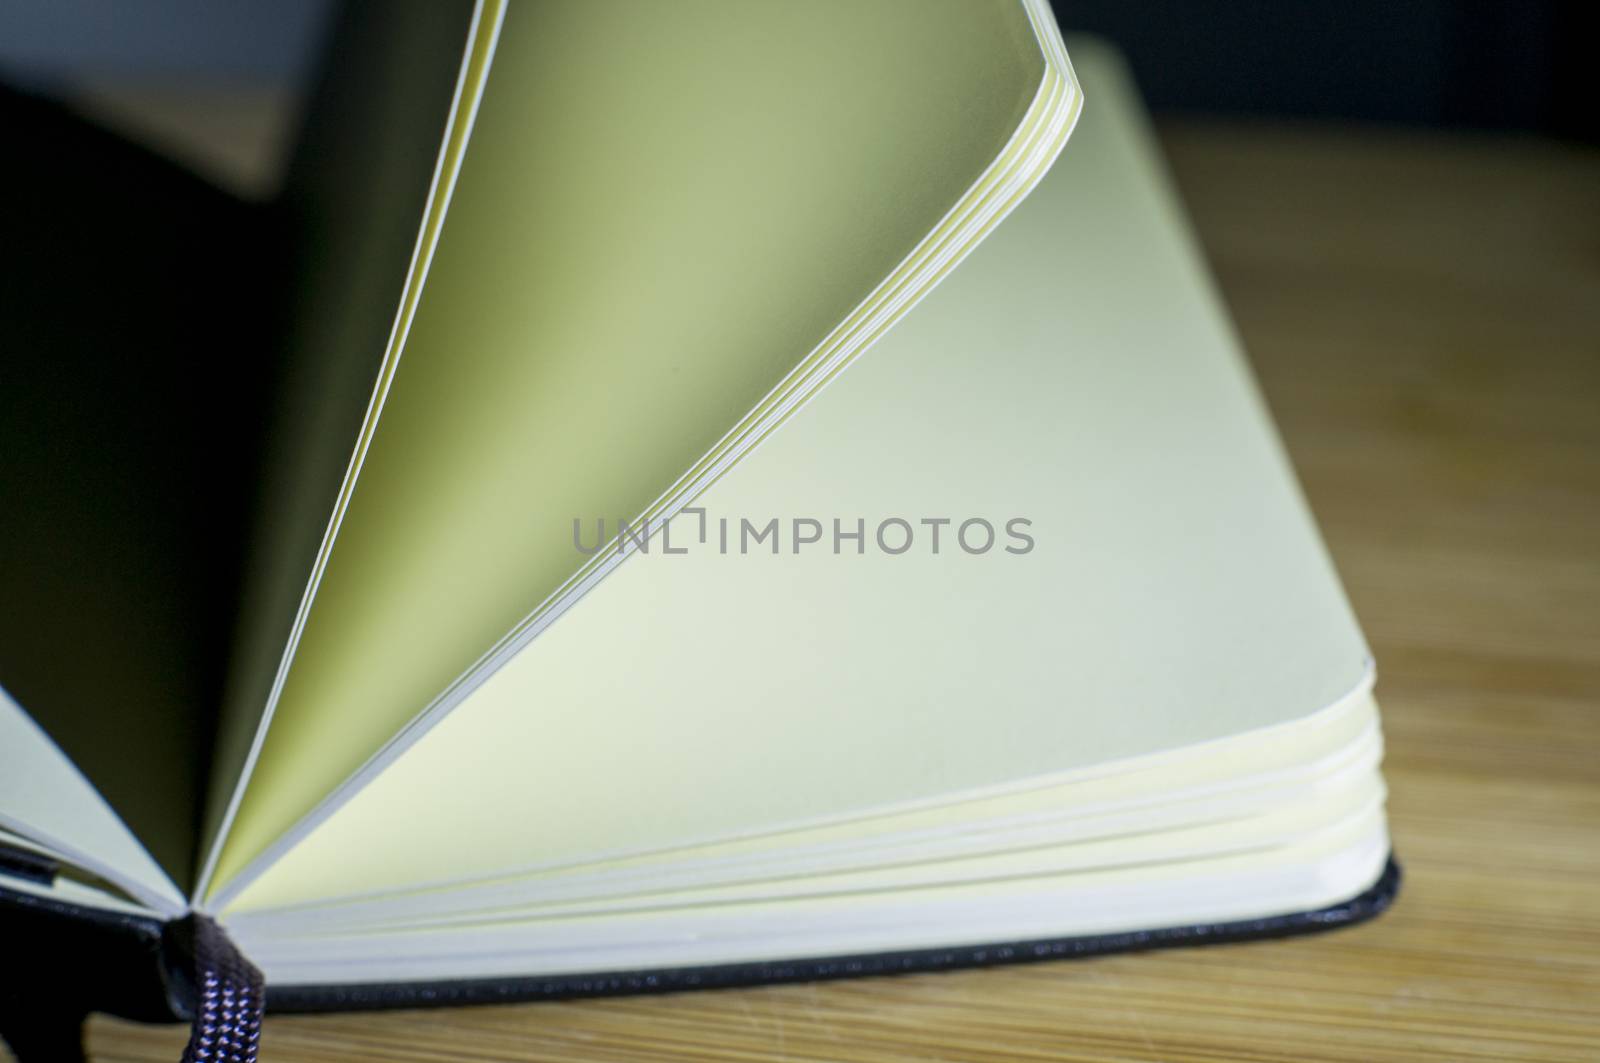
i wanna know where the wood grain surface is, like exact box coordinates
[76,124,1600,1062]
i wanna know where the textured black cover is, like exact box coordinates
[0,883,189,1062]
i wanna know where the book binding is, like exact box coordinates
[0,856,1399,1059]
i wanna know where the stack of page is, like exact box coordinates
[0,0,1392,1017]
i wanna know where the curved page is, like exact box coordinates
[219,41,1368,916]
[209,0,1071,900]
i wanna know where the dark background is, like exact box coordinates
[1052,0,1598,143]
[0,1,1595,144]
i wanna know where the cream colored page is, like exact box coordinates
[251,770,1382,933]
[227,695,1378,922]
[227,42,1370,914]
[245,817,1391,985]
[224,688,1373,919]
[211,0,1047,895]
[0,686,181,913]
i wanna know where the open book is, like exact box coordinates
[0,0,1394,1042]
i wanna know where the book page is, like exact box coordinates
[209,0,1057,900]
[228,40,1370,911]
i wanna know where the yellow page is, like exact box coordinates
[222,41,1371,915]
[211,0,1059,898]
[199,0,495,894]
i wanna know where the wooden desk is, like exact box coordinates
[86,124,1600,1062]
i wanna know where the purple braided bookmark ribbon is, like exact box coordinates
[178,916,264,1063]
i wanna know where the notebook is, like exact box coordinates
[0,0,1396,1052]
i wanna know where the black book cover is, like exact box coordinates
[0,857,1400,1058]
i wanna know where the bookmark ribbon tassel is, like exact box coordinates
[174,915,264,1063]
